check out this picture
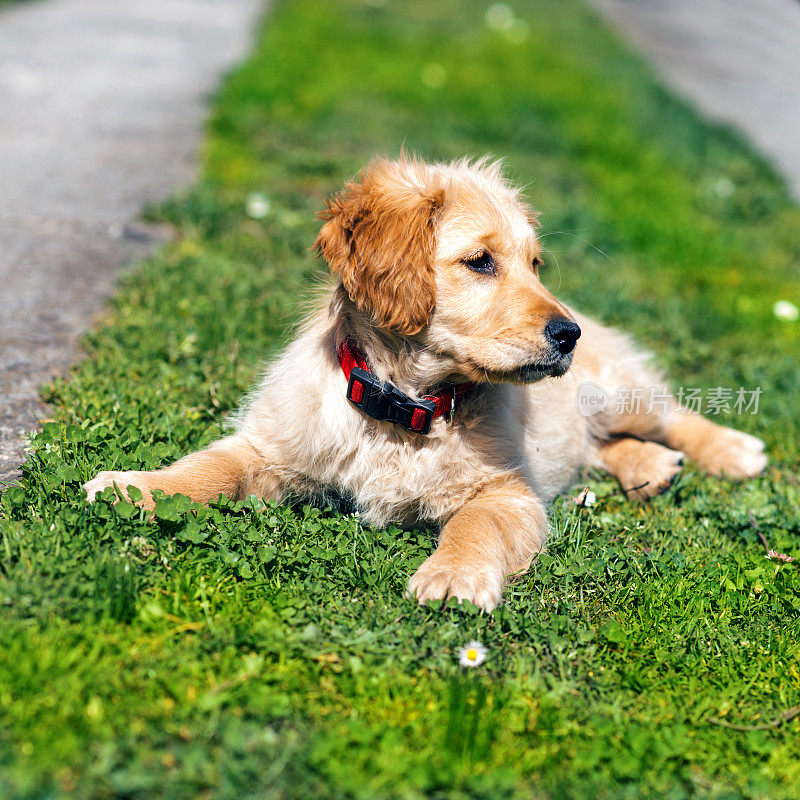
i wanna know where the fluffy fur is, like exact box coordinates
[85,157,767,611]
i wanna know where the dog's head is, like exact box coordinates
[314,156,580,384]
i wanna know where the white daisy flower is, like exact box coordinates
[773,300,799,322]
[458,640,487,668]
[485,3,514,32]
[713,177,735,199]
[574,487,597,507]
[246,192,271,219]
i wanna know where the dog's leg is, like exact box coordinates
[575,313,766,481]
[84,434,281,510]
[596,437,684,502]
[662,412,766,479]
[408,476,547,612]
[601,391,766,481]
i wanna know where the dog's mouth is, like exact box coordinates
[500,352,574,384]
[455,345,575,385]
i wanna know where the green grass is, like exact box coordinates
[2,0,800,797]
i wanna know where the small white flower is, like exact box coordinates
[246,192,270,219]
[713,177,735,199]
[574,488,596,507]
[485,3,515,32]
[458,640,487,667]
[773,300,799,322]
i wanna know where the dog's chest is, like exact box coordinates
[288,402,511,526]
[332,424,492,525]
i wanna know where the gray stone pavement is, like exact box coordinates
[591,0,800,200]
[0,0,265,486]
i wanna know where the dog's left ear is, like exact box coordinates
[314,162,444,335]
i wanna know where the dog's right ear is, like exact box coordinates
[314,161,444,336]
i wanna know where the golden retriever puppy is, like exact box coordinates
[85,157,766,611]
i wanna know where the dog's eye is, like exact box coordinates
[532,256,543,272]
[462,251,495,276]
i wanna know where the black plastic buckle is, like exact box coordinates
[347,367,436,434]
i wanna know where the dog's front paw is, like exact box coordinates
[408,554,502,612]
[698,428,767,480]
[84,471,149,505]
[626,442,685,502]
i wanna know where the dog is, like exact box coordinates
[85,156,767,611]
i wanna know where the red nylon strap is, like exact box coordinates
[337,339,473,424]
[337,338,369,378]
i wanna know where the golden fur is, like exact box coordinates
[85,157,767,611]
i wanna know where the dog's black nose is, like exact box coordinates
[545,317,581,355]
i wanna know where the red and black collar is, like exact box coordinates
[337,339,474,435]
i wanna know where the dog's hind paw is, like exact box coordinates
[407,556,502,612]
[695,427,767,480]
[668,417,767,481]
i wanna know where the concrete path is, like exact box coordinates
[591,0,800,200]
[0,0,265,486]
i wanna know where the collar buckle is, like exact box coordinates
[347,367,436,434]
